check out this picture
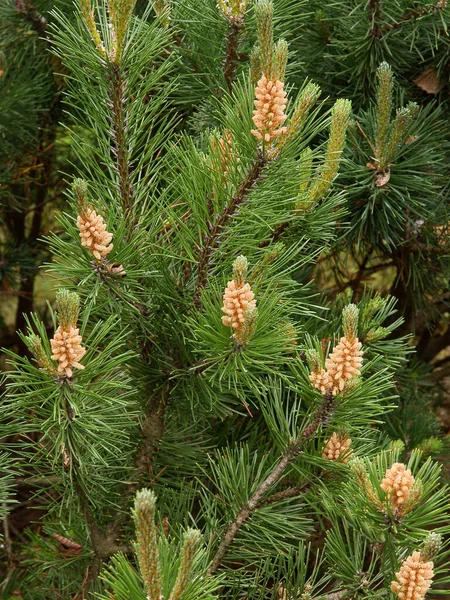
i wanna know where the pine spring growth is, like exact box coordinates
[26,334,57,374]
[391,551,434,600]
[251,75,288,145]
[133,489,162,600]
[217,0,249,22]
[222,256,257,345]
[308,98,351,203]
[79,0,106,57]
[325,337,363,396]
[169,528,202,600]
[50,291,85,378]
[278,83,321,154]
[50,327,86,378]
[77,206,114,261]
[322,432,352,463]
[380,463,418,513]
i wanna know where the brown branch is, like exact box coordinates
[259,220,290,248]
[15,0,47,33]
[223,20,244,92]
[208,393,335,574]
[193,152,266,306]
[259,482,313,506]
[110,63,133,217]
[368,0,383,38]
[383,0,447,32]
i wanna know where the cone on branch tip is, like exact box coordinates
[77,207,114,261]
[26,335,57,375]
[49,290,86,378]
[381,462,421,515]
[222,256,257,345]
[217,0,249,23]
[133,489,162,600]
[79,0,106,57]
[308,98,351,203]
[322,432,352,463]
[308,305,363,396]
[251,75,288,145]
[169,528,202,600]
[391,551,434,600]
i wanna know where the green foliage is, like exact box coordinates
[1,0,449,598]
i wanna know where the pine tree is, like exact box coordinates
[1,0,450,598]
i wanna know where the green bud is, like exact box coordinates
[274,39,288,80]
[305,349,321,372]
[26,334,56,374]
[133,489,162,600]
[308,98,351,203]
[387,439,406,453]
[417,437,443,456]
[233,255,248,285]
[169,528,202,600]
[235,305,258,346]
[72,178,88,208]
[255,0,274,77]
[55,289,81,330]
[342,304,359,341]
[365,326,390,342]
[375,62,394,157]
[420,532,442,562]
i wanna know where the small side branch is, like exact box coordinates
[383,0,447,32]
[193,152,266,306]
[110,63,133,216]
[223,21,244,92]
[208,393,335,574]
[368,0,383,38]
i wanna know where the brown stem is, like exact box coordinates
[110,63,132,217]
[260,482,313,506]
[15,0,47,33]
[259,220,290,248]
[383,0,447,32]
[368,0,383,38]
[223,20,244,92]
[208,393,335,574]
[193,152,266,306]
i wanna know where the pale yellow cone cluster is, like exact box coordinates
[251,75,287,144]
[77,207,113,260]
[50,326,86,378]
[309,336,363,396]
[309,367,332,395]
[391,551,434,600]
[325,335,363,395]
[221,280,256,334]
[381,462,415,510]
[322,432,352,463]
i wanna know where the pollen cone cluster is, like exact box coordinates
[391,551,434,600]
[325,336,363,395]
[322,432,352,462]
[381,462,415,510]
[251,75,287,144]
[50,326,86,378]
[77,207,113,260]
[309,367,332,395]
[221,280,256,332]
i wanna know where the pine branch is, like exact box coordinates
[15,0,47,33]
[383,0,447,32]
[109,63,133,218]
[193,151,266,306]
[208,393,335,573]
[368,0,383,38]
[223,21,244,92]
